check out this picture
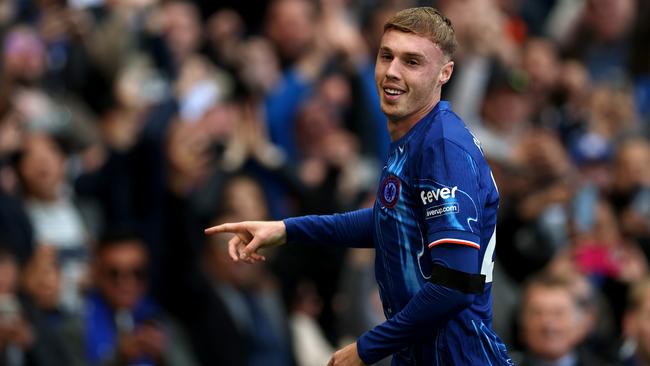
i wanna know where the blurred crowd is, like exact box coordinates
[0,0,649,365]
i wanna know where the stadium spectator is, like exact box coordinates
[158,1,204,78]
[0,245,72,365]
[20,245,66,327]
[513,273,613,366]
[204,8,245,70]
[0,94,34,265]
[203,220,294,366]
[563,0,637,83]
[60,232,197,366]
[611,138,650,252]
[622,276,650,365]
[290,279,335,366]
[521,37,561,123]
[16,133,91,313]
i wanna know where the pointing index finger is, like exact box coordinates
[204,222,241,235]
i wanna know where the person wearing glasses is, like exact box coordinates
[60,232,198,366]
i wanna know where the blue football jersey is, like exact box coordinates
[372,101,511,365]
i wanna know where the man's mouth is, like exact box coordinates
[384,88,404,96]
[383,87,405,101]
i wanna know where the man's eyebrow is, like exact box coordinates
[379,47,426,60]
[403,52,426,60]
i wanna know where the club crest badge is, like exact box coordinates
[380,175,400,208]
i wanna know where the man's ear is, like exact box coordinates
[439,61,454,85]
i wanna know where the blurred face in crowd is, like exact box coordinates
[439,0,504,56]
[589,87,635,139]
[586,0,636,42]
[0,106,25,158]
[165,121,212,188]
[95,242,148,310]
[17,134,65,201]
[592,199,622,244]
[482,81,532,134]
[0,255,18,295]
[2,27,46,84]
[319,73,352,110]
[559,60,589,103]
[295,98,340,157]
[206,8,244,48]
[265,0,315,62]
[375,30,453,133]
[614,139,650,192]
[22,246,62,311]
[521,284,583,361]
[223,176,268,222]
[237,37,280,95]
[523,38,560,95]
[163,1,202,62]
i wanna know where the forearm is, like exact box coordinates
[284,208,374,248]
[356,282,474,364]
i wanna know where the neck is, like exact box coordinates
[387,97,440,141]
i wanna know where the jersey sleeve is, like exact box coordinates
[415,138,481,251]
[283,208,374,248]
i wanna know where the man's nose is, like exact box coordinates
[385,59,402,81]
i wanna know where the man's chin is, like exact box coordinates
[384,113,407,124]
[380,105,402,120]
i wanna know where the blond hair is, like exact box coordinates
[384,7,457,58]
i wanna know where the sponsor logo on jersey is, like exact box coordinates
[420,186,458,204]
[380,175,400,208]
[425,203,459,219]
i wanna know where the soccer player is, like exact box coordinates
[205,7,513,366]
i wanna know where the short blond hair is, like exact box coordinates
[384,7,457,58]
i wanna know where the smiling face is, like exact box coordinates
[521,284,583,361]
[375,30,453,138]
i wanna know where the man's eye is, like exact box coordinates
[381,54,392,61]
[407,59,419,66]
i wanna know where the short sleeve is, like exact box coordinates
[414,138,481,250]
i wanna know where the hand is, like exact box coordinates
[116,324,166,362]
[328,342,366,366]
[204,221,286,263]
[117,333,142,362]
[135,323,166,360]
[8,317,35,349]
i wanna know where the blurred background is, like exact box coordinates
[0,0,649,365]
